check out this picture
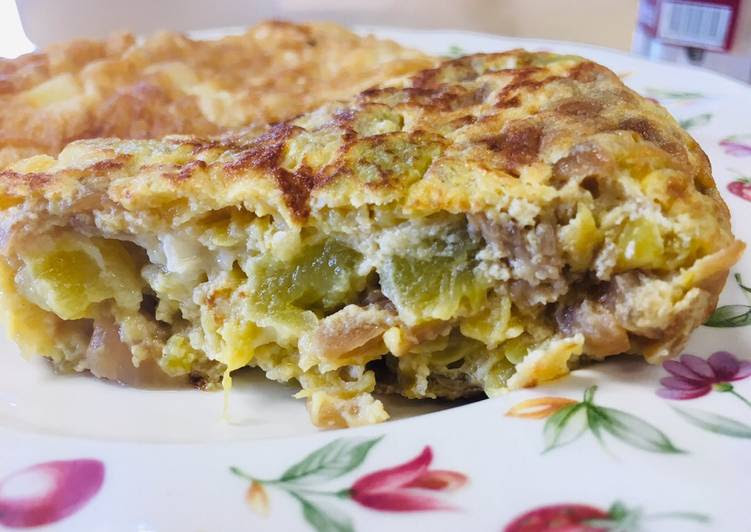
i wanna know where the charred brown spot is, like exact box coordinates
[448,115,477,128]
[556,98,603,117]
[358,86,392,101]
[273,166,315,219]
[568,61,611,83]
[362,84,483,112]
[496,94,521,108]
[410,86,483,111]
[618,117,682,155]
[85,157,127,173]
[409,66,443,89]
[366,82,485,111]
[224,146,282,173]
[481,120,542,169]
[221,122,317,219]
[182,137,243,154]
[223,123,297,174]
[493,67,559,107]
[415,52,545,91]
[619,117,661,143]
[410,55,483,88]
[165,159,207,182]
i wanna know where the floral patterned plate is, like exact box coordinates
[2,27,750,532]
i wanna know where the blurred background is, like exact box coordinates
[1,0,640,56]
[1,0,749,81]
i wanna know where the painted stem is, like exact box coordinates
[583,385,597,404]
[286,487,351,499]
[647,511,710,523]
[229,468,351,499]
[229,466,258,482]
[728,389,751,409]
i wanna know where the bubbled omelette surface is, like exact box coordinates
[1,50,732,238]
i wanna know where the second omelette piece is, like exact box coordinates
[0,21,434,168]
[0,51,743,428]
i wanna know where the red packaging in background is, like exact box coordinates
[633,0,751,82]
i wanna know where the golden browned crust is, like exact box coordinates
[1,51,733,232]
[0,21,435,168]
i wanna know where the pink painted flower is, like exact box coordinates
[658,352,751,400]
[349,446,467,511]
[0,459,104,528]
[728,179,751,202]
[720,136,751,157]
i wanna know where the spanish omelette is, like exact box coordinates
[0,50,742,428]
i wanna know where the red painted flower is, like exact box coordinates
[0,459,104,528]
[504,503,608,532]
[349,446,467,511]
[658,352,751,400]
[504,502,709,531]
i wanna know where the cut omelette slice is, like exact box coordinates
[0,21,435,168]
[0,51,743,428]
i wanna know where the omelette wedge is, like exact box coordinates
[0,51,742,428]
[0,21,434,168]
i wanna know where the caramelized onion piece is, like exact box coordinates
[85,316,186,388]
[299,304,394,367]
[557,300,630,358]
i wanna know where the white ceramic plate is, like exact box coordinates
[2,27,750,532]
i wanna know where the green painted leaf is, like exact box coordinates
[644,88,704,100]
[679,113,712,130]
[735,273,751,294]
[299,497,354,532]
[586,516,641,531]
[585,519,626,531]
[608,500,631,521]
[704,305,751,327]
[585,404,610,447]
[543,403,587,452]
[585,500,641,531]
[446,44,466,58]
[597,407,684,453]
[280,437,382,484]
[674,406,751,438]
